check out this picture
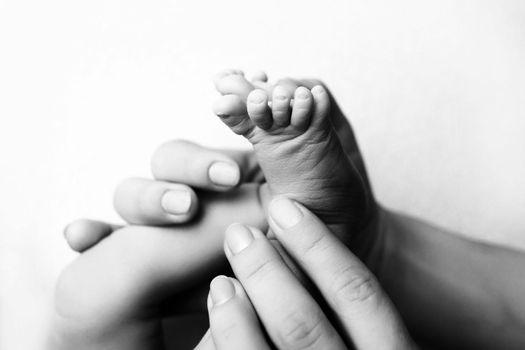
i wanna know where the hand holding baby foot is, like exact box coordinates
[55,71,382,350]
[197,198,416,350]
[213,70,376,255]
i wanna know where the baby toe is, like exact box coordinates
[213,95,254,135]
[213,69,244,85]
[310,85,331,127]
[290,86,314,130]
[215,73,255,100]
[213,94,246,117]
[271,85,293,127]
[247,89,272,130]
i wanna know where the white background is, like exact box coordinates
[1,1,524,348]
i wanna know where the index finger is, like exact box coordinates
[151,140,263,191]
[268,197,416,350]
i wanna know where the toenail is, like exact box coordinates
[295,89,310,99]
[161,189,192,215]
[209,161,241,187]
[311,85,326,94]
[248,90,267,104]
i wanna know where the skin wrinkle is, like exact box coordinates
[276,310,327,350]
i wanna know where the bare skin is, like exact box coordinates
[52,74,525,349]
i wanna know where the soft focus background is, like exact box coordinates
[1,0,524,348]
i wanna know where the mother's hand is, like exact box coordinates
[197,197,415,350]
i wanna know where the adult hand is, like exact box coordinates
[197,197,415,350]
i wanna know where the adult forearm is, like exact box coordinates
[377,208,525,349]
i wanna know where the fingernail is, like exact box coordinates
[225,224,254,255]
[161,190,191,215]
[269,197,303,229]
[209,161,240,187]
[210,276,235,306]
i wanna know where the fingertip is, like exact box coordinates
[268,196,305,232]
[209,275,236,307]
[224,223,265,257]
[208,161,241,188]
[64,219,114,252]
[160,188,197,217]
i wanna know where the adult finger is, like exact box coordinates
[205,276,271,350]
[64,219,121,252]
[268,197,416,350]
[194,329,216,350]
[224,224,347,350]
[151,140,263,190]
[113,177,199,225]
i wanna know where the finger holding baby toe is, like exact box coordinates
[247,89,272,130]
[64,219,120,252]
[114,177,198,225]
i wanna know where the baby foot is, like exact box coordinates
[213,70,370,240]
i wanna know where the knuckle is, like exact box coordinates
[300,232,330,257]
[137,183,160,214]
[210,308,240,340]
[331,267,378,307]
[150,144,170,178]
[276,310,325,349]
[240,256,277,284]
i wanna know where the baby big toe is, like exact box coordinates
[215,73,255,100]
[213,94,246,117]
[213,95,253,135]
